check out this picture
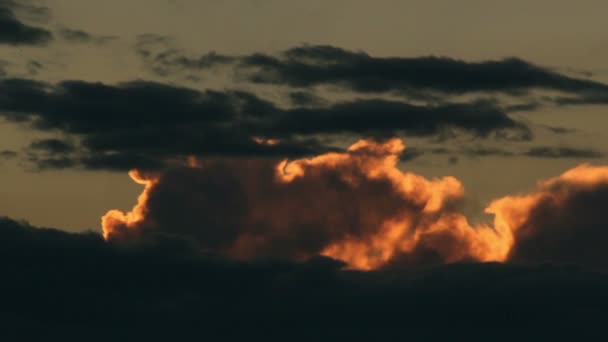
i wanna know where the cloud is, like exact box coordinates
[269,99,530,140]
[552,91,608,106]
[0,0,52,45]
[405,145,602,160]
[0,149,16,159]
[1,215,607,339]
[140,44,608,99]
[0,77,528,171]
[288,91,327,107]
[487,164,608,269]
[58,27,117,45]
[102,139,514,269]
[100,139,608,271]
[524,147,604,159]
[28,138,75,154]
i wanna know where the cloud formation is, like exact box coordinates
[0,77,529,171]
[102,138,608,270]
[103,139,512,269]
[524,146,604,159]
[0,0,52,45]
[489,164,608,269]
[140,44,608,99]
[58,27,117,45]
[1,215,607,339]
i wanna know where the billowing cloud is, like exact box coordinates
[102,138,608,271]
[102,138,510,269]
[487,164,608,269]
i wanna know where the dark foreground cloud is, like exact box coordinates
[1,215,607,340]
[0,77,528,171]
[0,0,52,45]
[140,44,608,99]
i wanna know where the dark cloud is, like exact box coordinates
[0,149,17,159]
[288,91,327,107]
[525,146,603,159]
[28,138,75,154]
[269,99,530,140]
[0,77,528,170]
[242,45,608,95]
[59,27,117,44]
[0,0,52,45]
[141,44,608,99]
[0,216,607,340]
[406,145,602,160]
[552,91,608,106]
[0,59,7,77]
[502,102,541,112]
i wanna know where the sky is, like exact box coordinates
[2,0,608,231]
[4,0,608,338]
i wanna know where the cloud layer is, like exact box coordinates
[0,77,530,171]
[1,215,607,339]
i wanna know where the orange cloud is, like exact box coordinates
[102,139,608,270]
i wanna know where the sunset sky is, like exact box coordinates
[2,0,608,231]
[2,1,608,338]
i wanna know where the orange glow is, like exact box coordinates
[101,138,608,270]
[253,137,280,145]
[484,164,608,243]
[101,170,156,240]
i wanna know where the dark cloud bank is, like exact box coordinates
[0,77,530,171]
[141,44,608,102]
[1,216,607,340]
[1,43,608,171]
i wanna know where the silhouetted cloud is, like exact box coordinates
[59,27,117,44]
[288,91,327,107]
[525,146,603,159]
[0,77,528,170]
[0,149,16,159]
[269,99,530,140]
[0,0,52,45]
[28,138,75,154]
[552,91,608,105]
[0,216,607,340]
[140,44,608,99]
